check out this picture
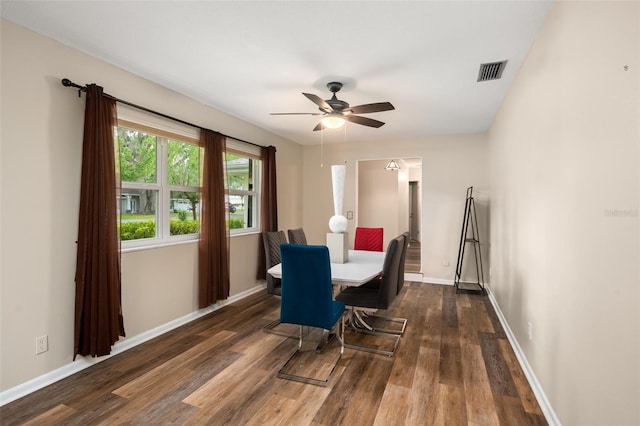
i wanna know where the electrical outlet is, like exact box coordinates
[527,322,532,341]
[36,335,48,355]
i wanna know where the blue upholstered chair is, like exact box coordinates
[277,244,345,386]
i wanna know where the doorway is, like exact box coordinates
[407,180,421,273]
[356,158,422,273]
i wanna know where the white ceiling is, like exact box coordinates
[1,1,554,146]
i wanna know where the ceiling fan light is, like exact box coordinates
[385,160,400,171]
[321,114,346,129]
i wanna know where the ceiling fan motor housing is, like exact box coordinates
[271,81,393,131]
[325,82,349,112]
[327,82,343,93]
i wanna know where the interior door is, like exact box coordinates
[409,181,420,242]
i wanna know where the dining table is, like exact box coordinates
[268,248,386,347]
[267,249,386,287]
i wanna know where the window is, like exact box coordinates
[226,139,261,235]
[116,106,262,247]
[118,123,201,247]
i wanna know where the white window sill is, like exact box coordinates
[121,239,198,253]
[120,230,261,253]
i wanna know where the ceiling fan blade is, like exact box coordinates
[270,112,323,115]
[348,102,395,114]
[312,121,325,131]
[303,93,332,112]
[347,115,386,128]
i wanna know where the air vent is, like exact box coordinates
[477,60,507,82]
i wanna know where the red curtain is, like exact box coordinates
[198,130,230,307]
[74,84,125,359]
[257,145,278,279]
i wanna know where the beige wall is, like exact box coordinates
[302,134,489,282]
[489,1,639,424]
[0,20,302,392]
[356,159,412,250]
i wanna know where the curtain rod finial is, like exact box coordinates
[62,78,86,97]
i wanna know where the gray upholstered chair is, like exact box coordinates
[357,233,409,336]
[262,231,290,336]
[335,235,406,356]
[287,228,308,245]
[397,232,410,295]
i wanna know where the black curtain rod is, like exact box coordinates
[61,78,265,149]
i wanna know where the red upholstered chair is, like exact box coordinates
[354,227,384,252]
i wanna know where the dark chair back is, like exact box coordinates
[262,231,287,296]
[287,228,308,245]
[397,232,410,294]
[377,236,404,309]
[279,244,345,330]
[354,227,384,252]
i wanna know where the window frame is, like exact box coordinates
[117,106,202,250]
[226,139,262,236]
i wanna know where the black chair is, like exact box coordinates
[287,228,308,245]
[277,244,345,386]
[397,232,410,295]
[356,233,409,336]
[335,236,406,356]
[262,231,290,336]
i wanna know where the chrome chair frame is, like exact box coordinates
[277,316,345,386]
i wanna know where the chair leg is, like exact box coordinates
[263,319,299,339]
[298,325,303,348]
[343,308,401,357]
[356,310,407,336]
[340,313,345,355]
[277,323,343,387]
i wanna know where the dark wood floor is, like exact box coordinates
[405,240,421,273]
[1,281,545,425]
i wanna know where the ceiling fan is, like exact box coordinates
[271,82,395,131]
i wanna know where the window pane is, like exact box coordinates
[228,194,244,230]
[170,190,200,236]
[118,128,157,183]
[120,189,158,240]
[228,194,256,230]
[167,140,200,186]
[226,154,252,191]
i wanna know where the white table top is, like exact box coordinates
[267,249,386,287]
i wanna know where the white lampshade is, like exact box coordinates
[385,159,400,171]
[321,114,346,129]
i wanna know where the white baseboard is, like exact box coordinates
[404,272,423,282]
[0,284,266,406]
[485,287,560,426]
[422,276,455,285]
